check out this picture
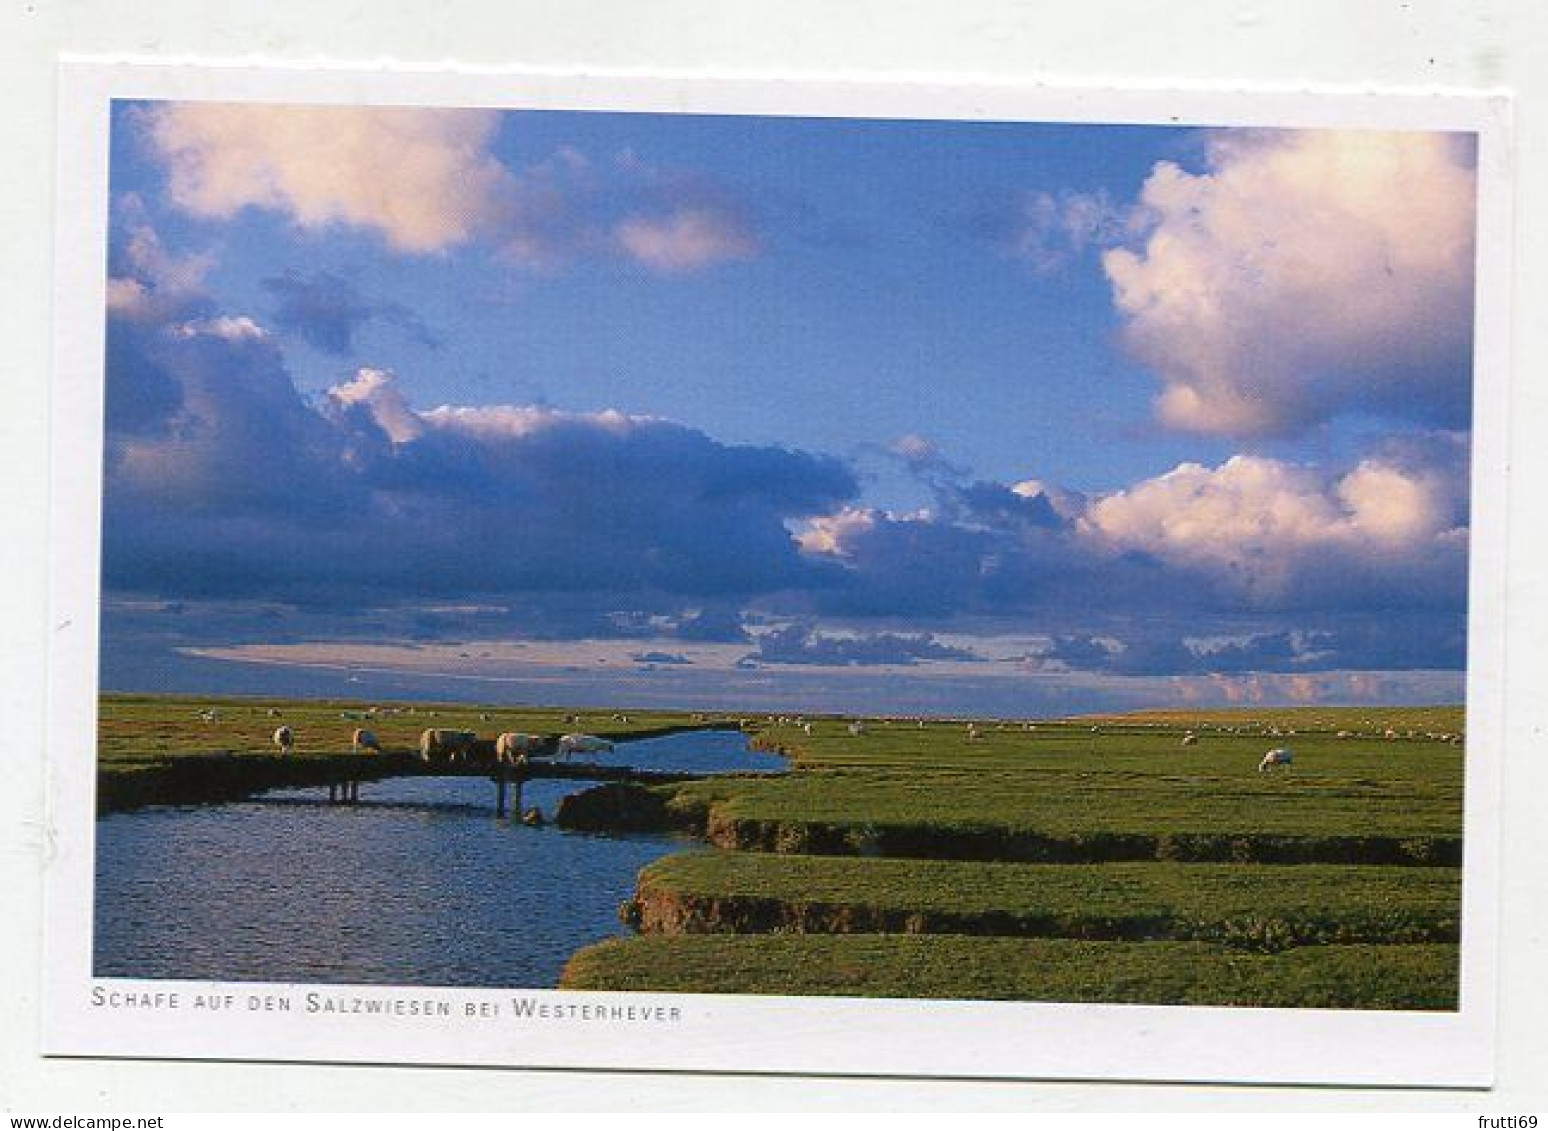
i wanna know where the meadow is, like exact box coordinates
[96,694,1465,1008]
[560,706,1465,1006]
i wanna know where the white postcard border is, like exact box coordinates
[43,59,1513,1087]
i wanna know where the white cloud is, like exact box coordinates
[106,195,216,320]
[795,506,878,556]
[420,403,643,439]
[614,206,760,273]
[1103,130,1476,437]
[1080,450,1467,605]
[327,368,424,443]
[1008,188,1141,274]
[141,104,516,253]
[137,105,765,275]
[173,315,269,342]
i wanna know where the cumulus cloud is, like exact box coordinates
[1103,130,1477,437]
[135,104,764,275]
[748,623,979,667]
[614,206,760,274]
[139,103,517,253]
[105,194,215,324]
[263,271,438,356]
[103,315,856,606]
[325,367,425,443]
[1081,444,1468,610]
[101,207,1470,681]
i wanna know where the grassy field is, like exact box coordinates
[566,704,1465,1005]
[97,694,1466,1008]
[97,692,713,767]
[625,853,1461,948]
[560,935,1462,1009]
[562,714,1465,865]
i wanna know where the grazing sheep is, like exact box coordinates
[847,721,868,737]
[351,728,382,755]
[556,733,613,760]
[1258,747,1294,773]
[419,728,477,764]
[495,732,542,763]
[272,726,294,756]
[1181,732,1198,746]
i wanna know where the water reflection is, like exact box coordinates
[94,729,779,988]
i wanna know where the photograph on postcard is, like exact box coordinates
[44,67,1508,1083]
[91,99,1475,1002]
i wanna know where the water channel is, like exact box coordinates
[93,729,781,988]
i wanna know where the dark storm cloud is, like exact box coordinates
[101,308,857,609]
[1030,616,1465,677]
[631,651,692,666]
[101,208,1471,679]
[262,271,440,356]
[748,623,979,666]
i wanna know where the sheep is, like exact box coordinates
[556,733,614,761]
[1258,747,1294,773]
[495,732,542,763]
[419,728,477,764]
[272,726,294,756]
[1181,732,1199,746]
[847,721,868,737]
[351,728,382,755]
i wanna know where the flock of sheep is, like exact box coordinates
[218,703,1462,776]
[266,723,615,766]
[819,715,1464,773]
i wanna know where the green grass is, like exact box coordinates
[628,852,1462,948]
[99,694,1466,1006]
[96,692,720,767]
[619,715,1465,861]
[560,934,1460,1009]
[669,763,1461,839]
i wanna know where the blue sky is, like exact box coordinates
[98,102,1477,713]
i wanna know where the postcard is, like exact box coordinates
[43,61,1511,1086]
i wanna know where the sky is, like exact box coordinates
[98,101,1478,715]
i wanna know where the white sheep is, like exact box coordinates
[1258,747,1294,773]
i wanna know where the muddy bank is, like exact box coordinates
[554,782,1460,866]
[96,753,410,814]
[620,882,1459,951]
